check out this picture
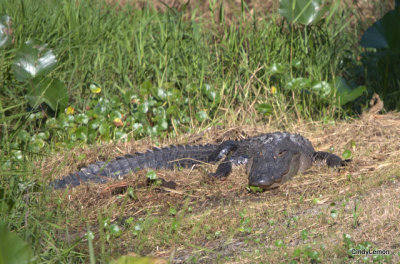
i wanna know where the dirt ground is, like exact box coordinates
[44,109,400,262]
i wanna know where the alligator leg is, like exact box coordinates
[209,158,233,179]
[207,140,240,179]
[312,151,351,167]
[208,140,238,161]
[208,140,251,180]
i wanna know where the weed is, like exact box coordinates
[352,199,360,228]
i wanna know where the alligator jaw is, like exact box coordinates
[247,150,301,190]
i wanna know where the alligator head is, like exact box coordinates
[247,146,302,189]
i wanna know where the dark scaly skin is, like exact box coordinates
[51,144,222,189]
[50,132,349,189]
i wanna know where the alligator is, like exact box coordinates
[50,132,349,190]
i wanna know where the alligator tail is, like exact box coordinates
[50,143,220,189]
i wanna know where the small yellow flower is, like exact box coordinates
[271,86,277,94]
[90,84,101,94]
[113,118,123,127]
[66,106,75,115]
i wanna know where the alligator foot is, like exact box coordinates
[208,160,232,180]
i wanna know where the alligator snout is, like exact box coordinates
[249,178,283,189]
[248,150,301,190]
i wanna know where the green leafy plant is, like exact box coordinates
[342,149,352,160]
[334,77,366,106]
[0,221,33,264]
[361,6,400,50]
[238,210,252,233]
[279,0,327,25]
[11,39,68,114]
[291,244,321,263]
[276,1,364,111]
[359,3,400,109]
[0,15,12,48]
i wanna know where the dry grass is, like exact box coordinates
[106,0,395,30]
[43,112,400,263]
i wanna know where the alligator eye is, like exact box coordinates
[277,151,286,156]
[274,150,286,160]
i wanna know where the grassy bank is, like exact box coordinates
[0,0,398,263]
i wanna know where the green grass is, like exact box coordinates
[0,0,398,263]
[1,0,356,123]
[0,0,362,151]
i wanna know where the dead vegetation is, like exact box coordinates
[106,0,394,31]
[43,111,400,263]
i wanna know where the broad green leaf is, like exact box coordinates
[157,119,168,131]
[11,150,23,161]
[110,111,122,121]
[202,84,220,102]
[109,224,122,237]
[330,209,338,218]
[34,132,49,140]
[268,63,285,74]
[247,185,264,192]
[114,131,127,140]
[206,89,219,102]
[85,230,94,240]
[25,77,68,113]
[99,123,110,136]
[30,138,45,152]
[292,59,302,69]
[16,130,30,142]
[127,188,136,199]
[312,81,331,97]
[75,126,88,141]
[169,207,177,216]
[286,77,310,91]
[169,89,183,102]
[185,83,197,93]
[88,120,100,130]
[88,131,97,142]
[12,40,57,81]
[171,218,179,231]
[0,221,33,264]
[195,111,208,122]
[334,77,366,106]
[138,101,149,114]
[94,103,107,115]
[361,8,400,51]
[0,15,12,48]
[279,0,327,25]
[146,170,157,180]
[301,229,309,240]
[140,80,152,96]
[152,87,169,101]
[275,239,285,247]
[166,105,178,116]
[342,149,352,159]
[76,113,89,124]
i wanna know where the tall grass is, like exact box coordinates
[1,0,355,123]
